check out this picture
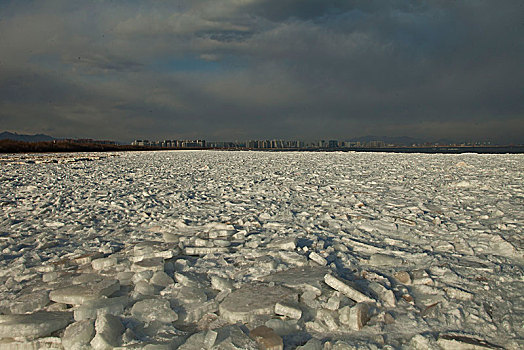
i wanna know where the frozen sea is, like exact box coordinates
[0,150,522,349]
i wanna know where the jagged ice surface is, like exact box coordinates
[0,151,522,349]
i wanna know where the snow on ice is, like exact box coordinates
[0,150,522,349]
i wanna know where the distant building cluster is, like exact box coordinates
[229,140,387,149]
[131,139,391,149]
[245,140,305,149]
[131,140,206,148]
[130,138,495,150]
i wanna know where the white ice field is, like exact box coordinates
[0,150,522,349]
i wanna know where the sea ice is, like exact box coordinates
[1,151,522,349]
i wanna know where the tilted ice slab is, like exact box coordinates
[219,283,298,324]
[261,266,328,293]
[0,311,72,339]
[49,279,120,305]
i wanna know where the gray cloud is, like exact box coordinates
[63,53,144,73]
[0,0,522,143]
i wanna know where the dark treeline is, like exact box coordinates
[0,140,152,153]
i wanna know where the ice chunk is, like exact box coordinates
[324,274,374,303]
[211,275,233,292]
[184,247,229,255]
[408,334,438,349]
[49,279,120,305]
[368,253,403,266]
[0,311,72,339]
[131,257,165,272]
[263,266,328,293]
[162,232,181,243]
[368,281,396,307]
[219,283,298,324]
[72,252,104,265]
[278,251,308,266]
[91,257,117,270]
[43,271,61,283]
[259,213,272,220]
[274,302,302,320]
[174,271,205,288]
[249,325,283,350]
[444,286,474,301]
[411,269,433,285]
[173,286,207,304]
[177,300,218,324]
[133,241,158,254]
[179,330,218,349]
[74,296,128,321]
[134,280,155,295]
[339,303,369,330]
[132,241,176,258]
[72,273,104,285]
[308,251,327,266]
[315,309,339,331]
[213,239,232,247]
[325,294,341,311]
[132,270,153,284]
[62,319,95,349]
[131,320,181,344]
[116,271,134,286]
[131,298,178,323]
[301,290,321,309]
[150,271,174,287]
[90,314,124,349]
[10,291,50,314]
[213,324,258,349]
[267,237,296,251]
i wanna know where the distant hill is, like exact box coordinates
[0,131,55,142]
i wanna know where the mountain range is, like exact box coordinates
[0,131,56,142]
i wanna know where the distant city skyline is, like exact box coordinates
[1,130,505,147]
[1,1,523,144]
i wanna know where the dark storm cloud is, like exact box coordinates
[0,0,522,143]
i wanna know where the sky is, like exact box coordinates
[0,0,523,143]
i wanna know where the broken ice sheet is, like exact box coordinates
[0,151,521,349]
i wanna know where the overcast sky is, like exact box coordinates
[1,1,523,143]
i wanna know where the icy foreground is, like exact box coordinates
[0,151,522,349]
